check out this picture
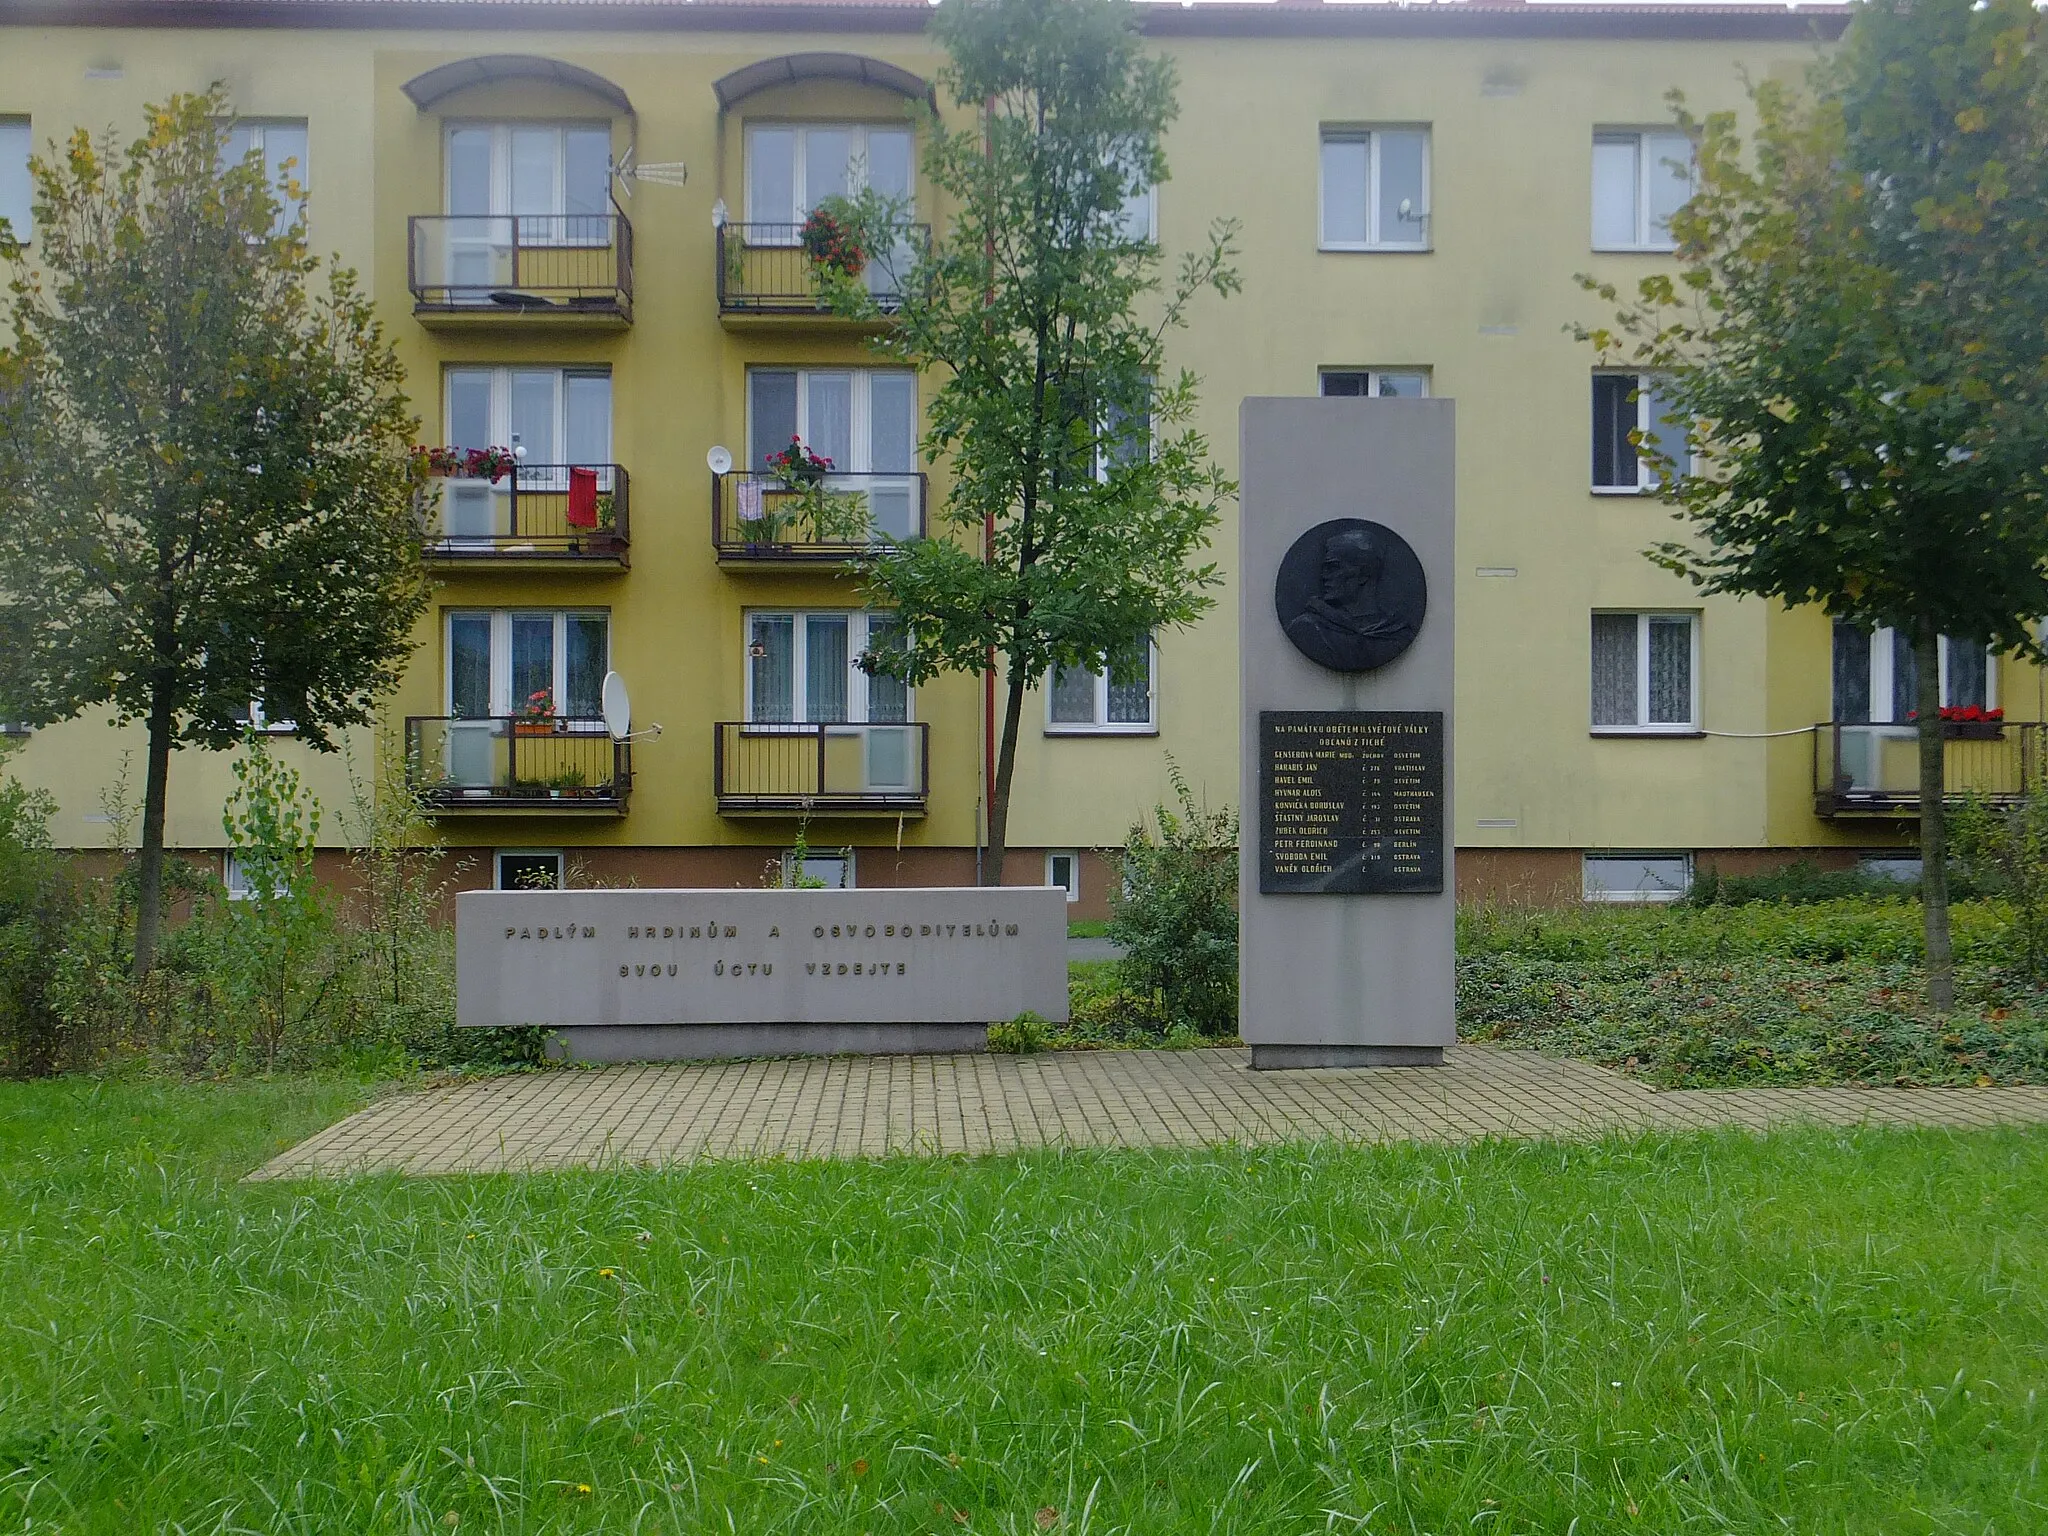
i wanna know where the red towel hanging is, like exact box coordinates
[566,465,599,529]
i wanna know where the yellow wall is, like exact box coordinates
[2,12,2028,871]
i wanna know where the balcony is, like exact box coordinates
[407,717,631,814]
[715,221,927,324]
[712,470,925,567]
[408,214,633,326]
[419,465,629,569]
[1813,721,2043,817]
[714,721,929,816]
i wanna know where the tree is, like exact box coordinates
[0,88,428,975]
[827,0,1239,884]
[1578,0,2048,1008]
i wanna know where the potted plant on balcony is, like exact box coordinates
[1934,705,2006,741]
[514,689,558,736]
[801,203,868,281]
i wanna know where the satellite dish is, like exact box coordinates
[601,671,631,742]
[707,445,734,476]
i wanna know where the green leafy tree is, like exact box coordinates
[1578,0,2048,1008]
[828,0,1240,883]
[0,88,428,976]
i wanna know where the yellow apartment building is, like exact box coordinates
[0,0,2026,911]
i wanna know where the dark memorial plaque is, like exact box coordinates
[1260,710,1444,895]
[1273,519,1427,673]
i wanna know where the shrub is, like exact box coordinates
[1687,858,1988,908]
[1109,763,1239,1037]
[1951,784,2048,979]
[0,767,74,1077]
[987,1012,1051,1054]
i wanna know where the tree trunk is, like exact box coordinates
[1915,620,1954,1011]
[132,691,176,979]
[982,664,1029,886]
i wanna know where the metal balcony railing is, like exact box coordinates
[1813,720,2044,816]
[716,221,927,316]
[714,721,930,815]
[419,464,629,564]
[711,470,925,562]
[408,213,633,318]
[407,716,631,813]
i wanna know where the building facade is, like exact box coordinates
[2,0,2020,912]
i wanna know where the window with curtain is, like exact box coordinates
[1591,612,1697,732]
[223,119,308,235]
[1047,639,1157,733]
[0,119,29,242]
[445,121,611,234]
[444,610,609,719]
[1320,369,1429,398]
[1592,129,1694,251]
[746,611,909,724]
[744,123,914,224]
[1319,127,1430,250]
[747,369,919,538]
[1591,373,1686,491]
[1832,623,1995,722]
[446,366,612,483]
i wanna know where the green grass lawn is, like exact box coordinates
[3,1077,2045,1534]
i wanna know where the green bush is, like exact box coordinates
[1687,857,1988,908]
[1108,763,1239,1038]
[0,768,74,1077]
[1951,785,2048,978]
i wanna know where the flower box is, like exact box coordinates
[1943,720,2006,741]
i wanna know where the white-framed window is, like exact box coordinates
[746,610,909,725]
[1319,127,1430,251]
[1046,850,1080,903]
[1592,128,1694,252]
[1095,379,1152,482]
[785,849,854,889]
[446,366,612,471]
[1320,368,1429,399]
[1583,852,1692,903]
[1047,638,1157,734]
[1103,140,1155,244]
[446,609,610,721]
[747,368,919,539]
[445,121,611,228]
[223,118,308,234]
[1831,623,1996,723]
[744,122,914,224]
[233,699,295,735]
[223,852,289,902]
[1,118,31,242]
[495,849,563,891]
[1591,612,1699,733]
[1592,372,1686,492]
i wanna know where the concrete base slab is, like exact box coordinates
[1250,1044,1445,1070]
[548,1022,989,1063]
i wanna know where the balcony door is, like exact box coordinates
[442,122,612,290]
[1831,622,1996,790]
[746,369,918,540]
[441,367,611,540]
[746,610,912,789]
[742,122,915,294]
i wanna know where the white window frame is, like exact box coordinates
[1045,638,1159,736]
[1046,851,1080,903]
[495,849,564,891]
[236,698,296,736]
[443,120,611,223]
[223,118,308,235]
[743,610,912,726]
[444,366,613,480]
[784,849,855,888]
[1319,368,1431,399]
[745,368,916,475]
[1583,852,1693,904]
[1838,626,1998,724]
[1318,127,1431,252]
[742,121,917,226]
[1592,371,1688,494]
[444,609,610,723]
[1,117,31,243]
[1590,611,1701,735]
[223,852,289,902]
[1592,128,1694,253]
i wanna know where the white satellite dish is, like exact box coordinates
[707,444,734,477]
[601,671,631,741]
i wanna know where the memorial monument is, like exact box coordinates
[1239,397,1456,1067]
[456,887,1068,1062]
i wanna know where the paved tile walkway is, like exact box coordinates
[251,1045,2048,1178]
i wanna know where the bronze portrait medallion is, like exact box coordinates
[1273,518,1427,672]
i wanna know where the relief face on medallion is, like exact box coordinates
[1273,518,1427,673]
